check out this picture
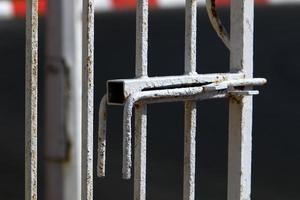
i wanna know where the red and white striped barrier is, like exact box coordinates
[0,0,299,19]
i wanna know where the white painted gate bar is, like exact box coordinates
[183,0,197,199]
[228,0,254,199]
[134,0,149,199]
[25,0,38,199]
[82,0,95,198]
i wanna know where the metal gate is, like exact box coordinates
[25,0,266,199]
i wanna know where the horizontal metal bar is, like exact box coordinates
[229,90,259,96]
[107,73,245,104]
[203,78,267,91]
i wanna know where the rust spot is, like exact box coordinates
[211,0,217,17]
[103,111,107,120]
[135,104,140,109]
[229,93,242,104]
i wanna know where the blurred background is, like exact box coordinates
[0,0,300,199]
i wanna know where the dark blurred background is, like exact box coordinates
[0,5,299,200]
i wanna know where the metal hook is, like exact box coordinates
[206,0,230,49]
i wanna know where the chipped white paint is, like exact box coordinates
[135,0,149,78]
[133,1,149,200]
[184,0,197,75]
[183,101,196,200]
[107,73,245,104]
[134,104,147,200]
[206,0,230,49]
[184,0,197,199]
[25,0,38,199]
[97,95,107,177]
[228,0,254,200]
[82,0,94,198]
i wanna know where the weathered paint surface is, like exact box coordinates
[134,104,147,200]
[135,0,148,78]
[121,78,266,156]
[97,95,107,177]
[183,101,196,200]
[206,0,230,49]
[184,0,197,199]
[82,0,94,199]
[133,1,149,200]
[228,0,254,200]
[25,0,38,199]
[107,73,245,104]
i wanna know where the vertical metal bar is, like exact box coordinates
[184,0,197,75]
[134,104,147,200]
[183,102,196,200]
[25,0,38,199]
[183,0,197,200]
[45,0,82,198]
[135,0,148,78]
[82,0,94,198]
[133,0,148,199]
[228,0,254,200]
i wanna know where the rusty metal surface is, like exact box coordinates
[25,0,39,199]
[82,0,95,198]
[107,73,244,104]
[206,0,230,49]
[97,94,107,177]
[120,78,265,154]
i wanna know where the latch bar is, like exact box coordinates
[107,73,244,104]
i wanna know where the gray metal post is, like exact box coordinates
[228,0,254,199]
[45,0,82,199]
